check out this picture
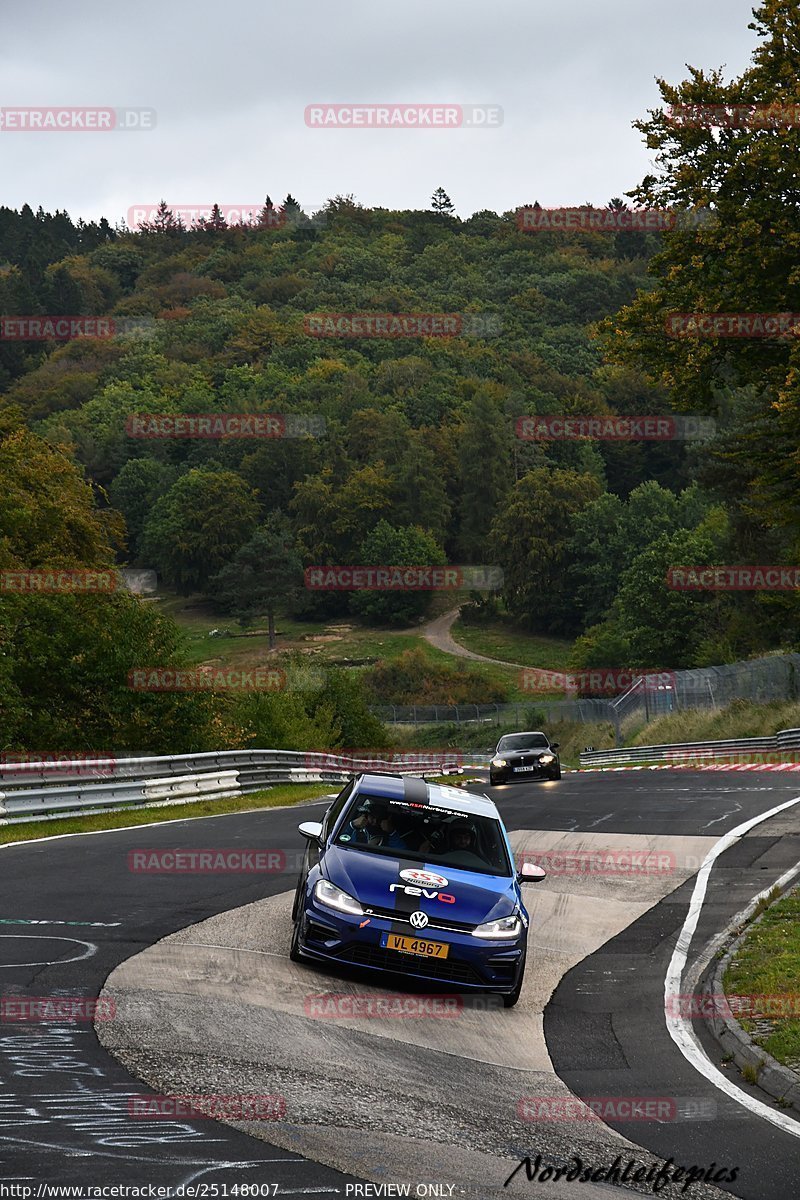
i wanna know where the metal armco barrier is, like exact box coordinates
[0,750,491,825]
[579,728,800,768]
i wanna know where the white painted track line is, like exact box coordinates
[665,793,800,1136]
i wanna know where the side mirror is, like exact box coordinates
[549,743,560,751]
[298,820,323,844]
[518,862,547,884]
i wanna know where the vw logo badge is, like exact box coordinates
[410,911,429,929]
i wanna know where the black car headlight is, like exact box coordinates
[492,757,508,767]
[539,753,555,764]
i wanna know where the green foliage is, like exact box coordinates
[141,467,260,593]
[568,621,634,671]
[601,0,800,538]
[0,591,217,752]
[363,647,506,705]
[108,458,180,556]
[209,515,303,645]
[0,427,122,570]
[612,514,732,668]
[309,667,387,748]
[492,467,603,634]
[567,481,710,627]
[457,384,514,560]
[349,520,447,625]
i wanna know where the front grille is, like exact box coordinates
[339,944,483,985]
[364,903,475,933]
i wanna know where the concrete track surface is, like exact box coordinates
[1,772,799,1198]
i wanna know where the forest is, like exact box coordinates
[2,2,799,751]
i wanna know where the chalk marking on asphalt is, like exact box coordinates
[178,941,287,958]
[0,934,97,968]
[665,791,800,1137]
[701,803,743,829]
[0,1129,304,1167]
[0,919,122,928]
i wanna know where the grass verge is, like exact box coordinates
[0,783,334,846]
[450,619,573,670]
[627,699,800,746]
[723,886,800,1069]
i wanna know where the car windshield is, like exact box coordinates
[334,793,512,876]
[497,733,550,751]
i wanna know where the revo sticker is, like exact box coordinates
[389,884,455,904]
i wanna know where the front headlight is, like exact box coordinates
[539,753,555,764]
[314,878,364,916]
[472,913,522,940]
[492,758,507,767]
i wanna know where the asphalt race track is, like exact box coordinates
[1,771,799,1199]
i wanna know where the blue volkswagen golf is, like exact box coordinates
[289,773,546,1007]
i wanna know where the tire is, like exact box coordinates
[500,954,526,1008]
[489,774,498,787]
[289,913,304,963]
[551,765,562,780]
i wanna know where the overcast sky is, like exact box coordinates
[1,0,759,224]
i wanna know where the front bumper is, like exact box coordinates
[490,763,557,782]
[296,897,525,992]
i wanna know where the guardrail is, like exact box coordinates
[0,750,491,825]
[579,729,800,768]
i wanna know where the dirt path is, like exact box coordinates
[421,606,527,668]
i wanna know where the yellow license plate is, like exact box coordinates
[382,933,449,959]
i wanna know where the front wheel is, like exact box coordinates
[550,765,562,780]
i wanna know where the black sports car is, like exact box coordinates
[489,731,561,784]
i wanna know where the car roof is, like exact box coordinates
[498,730,549,739]
[354,773,499,820]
